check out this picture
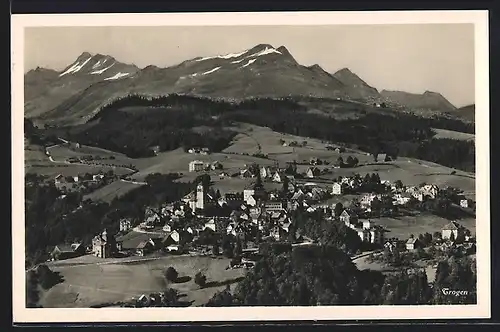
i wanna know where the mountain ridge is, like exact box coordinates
[24,44,467,125]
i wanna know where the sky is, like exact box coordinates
[24,24,475,107]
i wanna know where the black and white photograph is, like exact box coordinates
[12,10,490,323]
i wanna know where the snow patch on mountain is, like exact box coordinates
[195,49,249,62]
[201,67,221,75]
[92,60,102,69]
[251,47,282,57]
[90,62,115,75]
[231,59,245,64]
[241,58,257,68]
[59,56,93,76]
[104,72,129,80]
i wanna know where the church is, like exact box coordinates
[92,229,119,258]
[182,183,215,211]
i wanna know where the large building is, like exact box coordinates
[188,160,205,172]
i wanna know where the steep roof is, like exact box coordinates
[442,221,461,231]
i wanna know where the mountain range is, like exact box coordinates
[24,43,472,125]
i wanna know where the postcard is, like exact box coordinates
[11,10,490,323]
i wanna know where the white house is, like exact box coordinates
[243,189,255,203]
[460,199,469,208]
[119,219,132,232]
[188,160,204,172]
[441,221,466,241]
[272,172,283,183]
[332,182,342,195]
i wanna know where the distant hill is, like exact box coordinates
[454,104,475,122]
[332,68,380,101]
[380,90,457,115]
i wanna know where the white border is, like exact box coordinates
[11,10,490,323]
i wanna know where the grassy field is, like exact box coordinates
[39,255,246,308]
[25,123,475,203]
[432,128,475,141]
[83,180,145,203]
[130,148,276,181]
[25,144,50,163]
[368,214,476,240]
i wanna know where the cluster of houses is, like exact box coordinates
[188,147,211,155]
[50,159,476,262]
[384,220,474,254]
[53,172,108,193]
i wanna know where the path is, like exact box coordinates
[120,179,147,186]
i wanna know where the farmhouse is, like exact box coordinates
[384,239,405,253]
[136,239,155,256]
[50,242,85,261]
[441,221,467,241]
[340,209,358,227]
[332,182,342,195]
[305,167,321,179]
[92,229,119,258]
[272,171,283,183]
[405,237,422,251]
[260,166,272,179]
[188,160,204,172]
[119,218,132,232]
[211,161,223,170]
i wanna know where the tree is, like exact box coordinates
[282,176,290,195]
[212,242,220,256]
[334,203,344,217]
[346,156,355,167]
[161,288,180,307]
[395,180,404,190]
[194,272,207,288]
[254,172,263,190]
[336,156,344,167]
[371,197,382,216]
[165,266,179,282]
[234,238,243,258]
[196,174,211,189]
[352,156,359,167]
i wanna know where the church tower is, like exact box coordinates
[196,183,205,210]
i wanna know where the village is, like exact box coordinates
[50,150,476,275]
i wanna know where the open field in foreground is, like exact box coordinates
[40,255,246,308]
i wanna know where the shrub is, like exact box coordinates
[164,267,178,282]
[194,272,207,288]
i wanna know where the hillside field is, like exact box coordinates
[39,255,245,308]
[25,123,476,203]
[432,128,475,141]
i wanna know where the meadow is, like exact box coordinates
[40,255,246,308]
